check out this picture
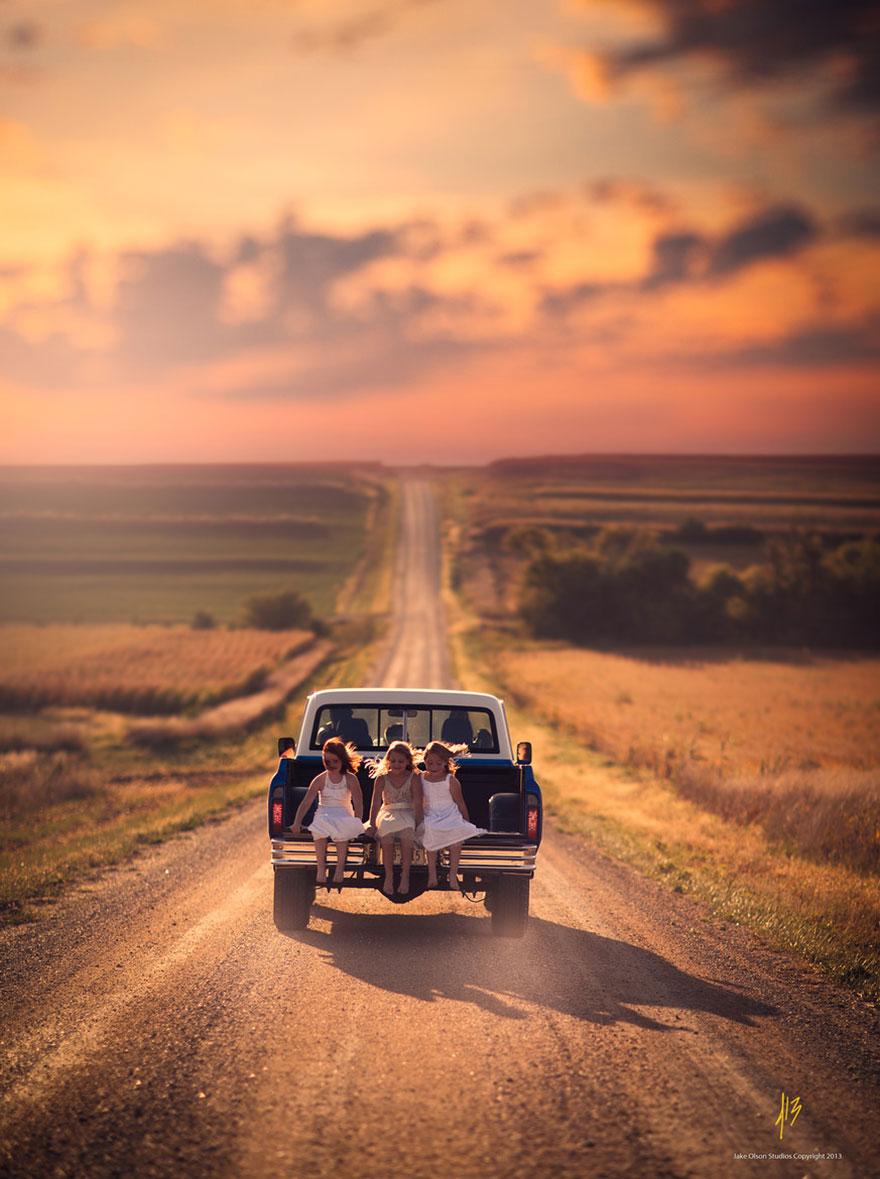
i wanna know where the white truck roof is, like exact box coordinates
[297,688,514,760]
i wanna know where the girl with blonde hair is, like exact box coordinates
[417,740,486,891]
[367,740,423,896]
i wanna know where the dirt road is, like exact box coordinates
[2,480,878,1178]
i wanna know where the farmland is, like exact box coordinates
[0,623,315,714]
[0,464,385,624]
[0,465,396,920]
[444,455,880,996]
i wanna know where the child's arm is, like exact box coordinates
[411,773,424,828]
[349,773,365,821]
[368,775,384,830]
[449,776,470,821]
[292,774,322,832]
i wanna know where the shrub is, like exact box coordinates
[518,529,880,649]
[191,610,217,630]
[242,590,313,632]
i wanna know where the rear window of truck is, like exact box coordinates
[309,706,499,754]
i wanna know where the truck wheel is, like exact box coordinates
[488,792,520,833]
[489,876,530,937]
[273,868,315,931]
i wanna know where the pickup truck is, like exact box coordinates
[268,688,542,936]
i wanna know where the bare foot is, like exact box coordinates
[399,877,410,895]
[426,876,438,889]
[382,878,394,895]
[448,869,462,892]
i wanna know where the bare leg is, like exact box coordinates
[314,838,328,886]
[333,841,348,884]
[380,836,395,893]
[448,842,463,891]
[398,830,414,894]
[426,850,438,888]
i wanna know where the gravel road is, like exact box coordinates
[2,479,878,1178]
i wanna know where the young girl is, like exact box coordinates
[292,738,366,889]
[367,740,424,896]
[417,740,486,891]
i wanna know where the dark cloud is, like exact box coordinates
[0,219,491,399]
[642,230,706,289]
[836,207,880,238]
[543,203,821,315]
[6,21,41,50]
[290,0,437,56]
[596,0,880,114]
[693,318,880,368]
[587,176,676,214]
[497,250,541,268]
[707,204,817,276]
[113,243,229,376]
[540,280,613,317]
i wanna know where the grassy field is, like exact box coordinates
[443,455,880,999]
[0,465,399,922]
[0,464,386,624]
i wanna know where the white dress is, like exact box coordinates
[417,773,486,852]
[308,772,367,841]
[375,773,416,838]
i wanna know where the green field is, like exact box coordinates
[0,465,387,624]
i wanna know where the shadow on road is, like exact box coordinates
[282,907,777,1032]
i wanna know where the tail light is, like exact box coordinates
[526,800,539,840]
[271,801,283,831]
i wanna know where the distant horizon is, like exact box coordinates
[1,451,878,471]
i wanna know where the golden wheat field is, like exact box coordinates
[498,643,880,773]
[0,623,314,714]
[493,641,880,874]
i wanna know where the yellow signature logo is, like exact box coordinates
[775,1092,803,1140]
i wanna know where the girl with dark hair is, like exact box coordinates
[293,738,366,890]
[417,740,486,891]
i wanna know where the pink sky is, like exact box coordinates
[1,0,878,462]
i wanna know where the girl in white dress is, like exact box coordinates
[367,740,424,896]
[417,740,486,891]
[292,738,366,890]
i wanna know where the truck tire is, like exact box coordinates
[273,868,315,931]
[488,792,520,833]
[489,876,529,937]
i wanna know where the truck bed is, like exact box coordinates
[278,757,525,833]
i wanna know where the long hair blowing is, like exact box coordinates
[421,740,469,773]
[322,737,362,773]
[367,739,417,779]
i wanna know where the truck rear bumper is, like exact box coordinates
[270,836,537,874]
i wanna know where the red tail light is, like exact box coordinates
[527,806,539,839]
[272,801,283,830]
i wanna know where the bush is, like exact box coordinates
[243,590,313,632]
[191,610,216,630]
[518,529,880,649]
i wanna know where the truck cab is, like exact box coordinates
[268,688,542,936]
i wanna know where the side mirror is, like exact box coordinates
[278,737,296,757]
[516,741,532,765]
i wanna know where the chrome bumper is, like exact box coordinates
[270,836,537,874]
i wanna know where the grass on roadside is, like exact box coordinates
[447,607,880,1003]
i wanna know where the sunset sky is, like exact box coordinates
[2,0,879,463]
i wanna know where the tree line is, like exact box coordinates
[515,528,880,648]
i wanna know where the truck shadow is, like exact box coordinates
[283,907,777,1031]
